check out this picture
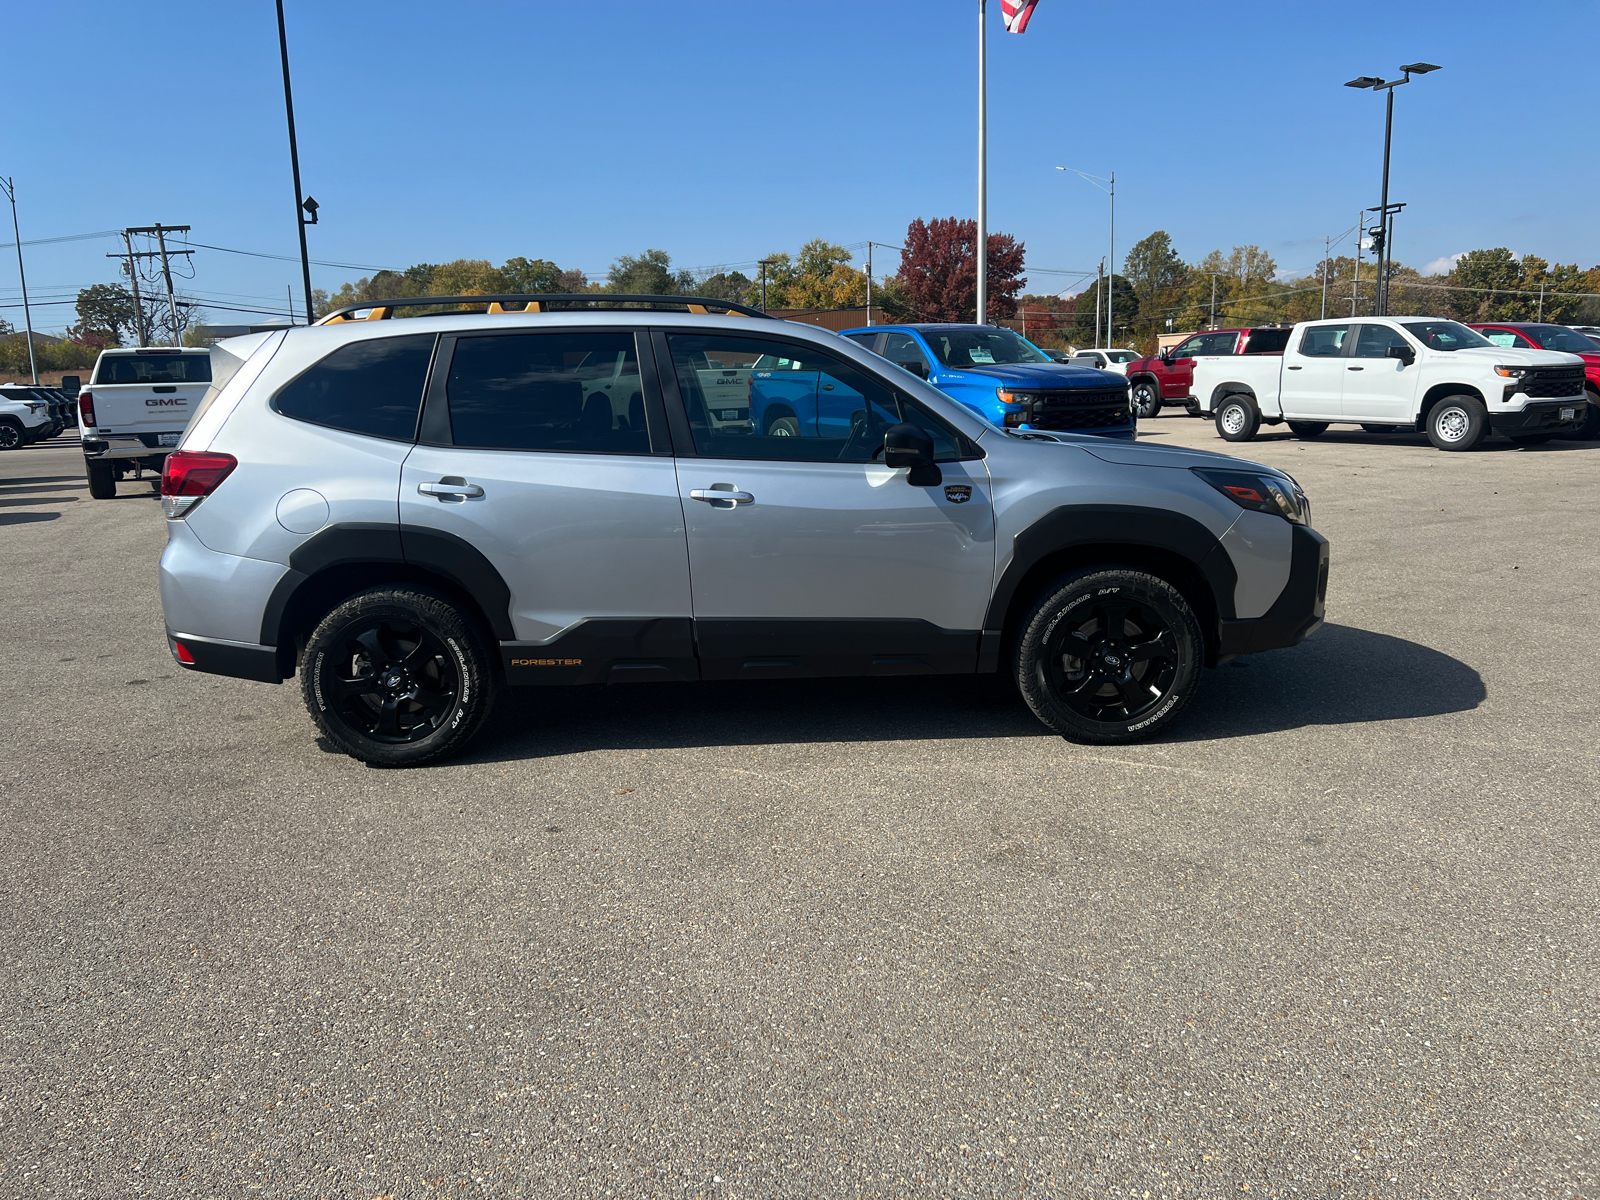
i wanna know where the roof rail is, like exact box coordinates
[316,293,772,325]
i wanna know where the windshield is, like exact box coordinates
[94,353,213,384]
[1525,325,1600,353]
[922,328,1052,368]
[1398,321,1491,351]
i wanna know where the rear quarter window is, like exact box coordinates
[272,333,435,442]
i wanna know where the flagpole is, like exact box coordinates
[976,0,988,326]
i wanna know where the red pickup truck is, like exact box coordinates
[1125,326,1292,419]
[1467,322,1600,439]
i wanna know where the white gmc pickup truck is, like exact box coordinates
[1192,316,1587,451]
[79,347,213,497]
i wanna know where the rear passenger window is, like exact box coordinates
[445,332,649,454]
[274,333,434,441]
[1298,325,1351,357]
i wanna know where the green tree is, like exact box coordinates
[1122,231,1187,308]
[607,249,693,295]
[1069,276,1138,346]
[696,270,753,304]
[70,283,139,347]
[500,257,565,294]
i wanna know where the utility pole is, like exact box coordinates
[1353,210,1363,316]
[153,225,181,344]
[976,0,988,325]
[1210,274,1217,329]
[119,230,149,346]
[0,177,38,384]
[1094,261,1104,348]
[1321,234,1330,320]
[865,242,872,326]
[276,0,317,326]
[758,259,772,312]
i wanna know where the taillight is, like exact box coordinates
[78,391,96,426]
[160,450,236,518]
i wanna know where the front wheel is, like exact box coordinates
[301,586,499,767]
[1214,395,1260,442]
[1287,421,1328,439]
[1014,567,1203,744]
[1131,379,1162,420]
[1558,393,1600,441]
[1426,395,1487,451]
[86,458,117,499]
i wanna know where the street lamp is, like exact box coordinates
[276,0,317,325]
[1344,62,1440,316]
[1057,166,1114,346]
[0,176,37,384]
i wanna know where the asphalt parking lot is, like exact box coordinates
[2,415,1596,1199]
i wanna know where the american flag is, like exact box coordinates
[1000,0,1040,33]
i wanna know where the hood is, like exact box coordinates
[1449,347,1585,368]
[1081,438,1288,477]
[950,362,1124,389]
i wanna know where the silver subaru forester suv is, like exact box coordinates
[159,295,1328,767]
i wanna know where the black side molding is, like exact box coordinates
[502,618,697,685]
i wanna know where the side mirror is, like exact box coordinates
[895,360,929,379]
[1385,344,1415,366]
[883,422,941,486]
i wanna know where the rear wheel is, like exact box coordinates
[1214,395,1260,442]
[766,413,800,437]
[1426,395,1487,451]
[1131,379,1162,420]
[0,420,23,451]
[1014,567,1203,744]
[86,459,116,499]
[1287,421,1328,439]
[301,586,499,767]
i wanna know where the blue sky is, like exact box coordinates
[4,0,1596,331]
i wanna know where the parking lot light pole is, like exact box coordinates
[1344,63,1440,316]
[1058,167,1113,345]
[276,0,316,326]
[1,177,39,385]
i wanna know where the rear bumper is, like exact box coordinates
[1216,524,1329,659]
[1488,400,1586,434]
[81,434,179,460]
[167,631,283,684]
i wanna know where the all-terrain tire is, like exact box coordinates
[301,586,500,768]
[1014,567,1204,745]
[1214,394,1261,442]
[1425,395,1488,451]
[86,458,117,498]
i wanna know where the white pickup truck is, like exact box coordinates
[78,347,213,497]
[1192,316,1588,451]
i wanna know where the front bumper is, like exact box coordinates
[1487,399,1585,435]
[1216,524,1329,660]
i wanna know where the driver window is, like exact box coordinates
[1172,338,1204,358]
[880,331,931,375]
[666,333,962,463]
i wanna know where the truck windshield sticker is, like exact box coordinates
[968,349,996,364]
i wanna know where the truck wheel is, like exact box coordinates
[1426,395,1487,451]
[1131,379,1161,420]
[1287,421,1328,439]
[1214,395,1260,442]
[0,419,23,451]
[86,459,117,499]
[1014,567,1203,744]
[301,586,500,768]
[1558,392,1600,441]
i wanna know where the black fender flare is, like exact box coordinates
[980,504,1238,667]
[259,522,516,648]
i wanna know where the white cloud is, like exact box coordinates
[1424,252,1467,277]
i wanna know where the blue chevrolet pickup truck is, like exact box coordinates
[839,323,1135,438]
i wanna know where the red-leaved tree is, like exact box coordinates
[896,217,1025,322]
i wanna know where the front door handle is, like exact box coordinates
[418,479,484,500]
[689,488,754,506]
[1347,366,1364,371]
[1287,365,1303,370]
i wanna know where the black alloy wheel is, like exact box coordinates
[1015,567,1202,744]
[303,586,498,766]
[0,421,23,451]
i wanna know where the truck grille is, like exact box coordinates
[1020,387,1131,432]
[1523,366,1586,398]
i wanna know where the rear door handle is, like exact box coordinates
[689,488,754,505]
[418,480,484,500]
[1287,365,1303,370]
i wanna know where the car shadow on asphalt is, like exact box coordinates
[453,622,1482,763]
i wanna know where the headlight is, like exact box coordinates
[1494,365,1528,378]
[995,389,1019,403]
[1192,467,1308,525]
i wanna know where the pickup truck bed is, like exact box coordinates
[80,348,213,497]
